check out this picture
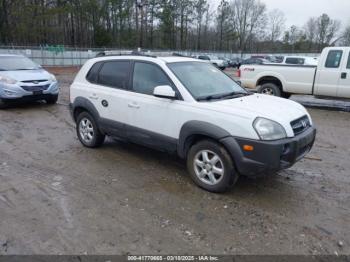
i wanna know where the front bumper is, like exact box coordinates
[220,127,316,176]
[0,81,59,100]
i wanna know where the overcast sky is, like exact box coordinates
[210,0,350,29]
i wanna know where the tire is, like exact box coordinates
[76,111,105,148]
[187,140,239,193]
[0,99,7,109]
[45,94,58,104]
[258,83,281,97]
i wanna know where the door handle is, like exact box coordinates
[128,102,140,109]
[341,72,347,79]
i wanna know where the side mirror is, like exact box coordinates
[153,85,176,99]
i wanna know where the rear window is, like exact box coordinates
[285,57,305,65]
[97,61,131,89]
[86,62,102,83]
[325,50,343,68]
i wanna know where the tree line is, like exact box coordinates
[0,0,349,52]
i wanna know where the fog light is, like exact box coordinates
[3,89,18,96]
[243,145,254,151]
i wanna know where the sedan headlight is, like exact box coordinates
[0,75,17,84]
[253,117,287,140]
[49,74,57,82]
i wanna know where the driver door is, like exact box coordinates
[126,61,182,152]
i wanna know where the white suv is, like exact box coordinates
[70,55,316,193]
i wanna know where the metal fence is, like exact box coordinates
[0,46,321,66]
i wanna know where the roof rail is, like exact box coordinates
[95,50,193,59]
[95,50,157,58]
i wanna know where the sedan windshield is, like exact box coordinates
[168,61,248,101]
[0,56,40,71]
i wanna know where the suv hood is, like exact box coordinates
[0,69,52,82]
[203,94,310,137]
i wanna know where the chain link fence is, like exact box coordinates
[0,46,321,66]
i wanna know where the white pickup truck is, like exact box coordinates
[239,47,350,99]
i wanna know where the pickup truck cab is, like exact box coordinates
[70,55,316,193]
[239,47,350,99]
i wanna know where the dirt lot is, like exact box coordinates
[0,69,349,255]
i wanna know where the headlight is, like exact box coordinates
[253,117,287,140]
[49,74,57,82]
[0,75,17,84]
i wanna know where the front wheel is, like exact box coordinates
[187,140,239,193]
[76,112,105,148]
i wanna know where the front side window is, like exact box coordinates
[97,61,131,89]
[168,62,247,101]
[132,62,173,95]
[325,50,343,68]
[347,53,350,69]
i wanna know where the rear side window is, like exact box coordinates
[132,62,173,95]
[198,56,210,60]
[285,57,305,65]
[347,53,350,69]
[325,50,343,68]
[86,62,102,83]
[97,61,131,89]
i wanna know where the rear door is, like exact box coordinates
[314,50,343,97]
[337,50,350,98]
[88,60,132,138]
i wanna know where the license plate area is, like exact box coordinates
[33,90,43,95]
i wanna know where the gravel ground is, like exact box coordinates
[0,68,349,255]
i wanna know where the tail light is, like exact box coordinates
[237,69,241,78]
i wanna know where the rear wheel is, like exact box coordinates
[187,140,239,193]
[258,83,281,97]
[45,94,58,104]
[76,112,105,148]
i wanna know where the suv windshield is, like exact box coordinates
[168,61,248,101]
[0,56,40,71]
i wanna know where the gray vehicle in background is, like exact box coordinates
[0,54,59,108]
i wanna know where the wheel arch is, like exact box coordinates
[257,75,283,91]
[71,97,100,122]
[177,121,231,159]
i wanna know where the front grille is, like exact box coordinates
[21,84,50,92]
[21,79,48,84]
[291,115,310,135]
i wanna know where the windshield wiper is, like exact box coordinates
[197,91,251,101]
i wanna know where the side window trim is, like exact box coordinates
[130,61,183,100]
